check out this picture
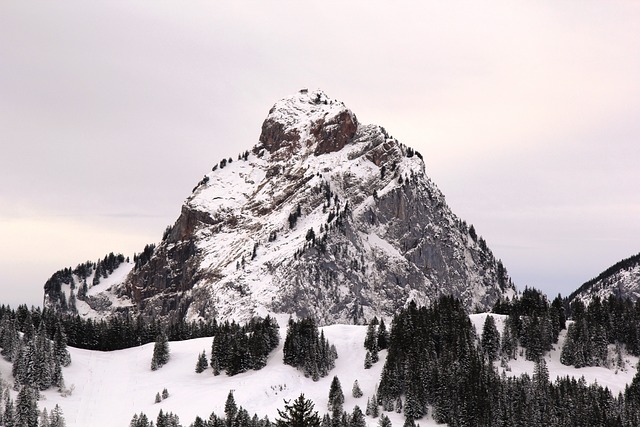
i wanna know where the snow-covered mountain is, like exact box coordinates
[569,251,640,304]
[44,89,515,324]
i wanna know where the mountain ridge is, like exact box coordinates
[569,251,640,304]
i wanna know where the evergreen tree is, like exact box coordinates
[366,394,379,418]
[15,386,38,427]
[155,392,162,404]
[53,323,71,367]
[234,408,251,427]
[328,376,344,413]
[39,408,50,427]
[275,394,321,427]
[211,351,221,376]
[162,388,169,399]
[364,351,372,369]
[378,414,392,427]
[351,380,363,398]
[49,404,66,427]
[130,412,151,427]
[349,406,365,427]
[402,418,415,427]
[377,319,389,350]
[4,392,15,427]
[364,323,379,363]
[481,315,500,361]
[394,396,402,414]
[196,350,208,373]
[500,321,516,360]
[151,332,170,370]
[225,391,238,426]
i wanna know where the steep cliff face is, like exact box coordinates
[569,252,640,304]
[44,89,516,324]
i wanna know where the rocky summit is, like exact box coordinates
[44,89,516,324]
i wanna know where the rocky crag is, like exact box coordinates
[44,89,516,324]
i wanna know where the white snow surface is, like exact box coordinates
[0,320,435,427]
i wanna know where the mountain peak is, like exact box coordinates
[43,90,516,324]
[257,89,358,158]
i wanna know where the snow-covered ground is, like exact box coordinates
[0,316,637,427]
[0,320,430,427]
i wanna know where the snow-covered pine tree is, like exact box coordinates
[364,351,372,369]
[53,322,71,368]
[224,390,237,426]
[39,407,50,427]
[481,315,500,361]
[327,376,344,413]
[276,394,320,427]
[500,321,516,360]
[0,318,19,361]
[395,396,402,414]
[15,386,38,427]
[49,404,66,427]
[196,350,208,373]
[3,392,15,427]
[352,380,363,398]
[364,322,379,363]
[378,414,392,427]
[367,393,379,418]
[151,332,170,370]
[349,406,365,427]
[130,412,151,427]
[377,319,389,350]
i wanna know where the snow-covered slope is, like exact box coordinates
[569,252,640,305]
[43,260,135,320]
[44,89,516,324]
[1,318,636,427]
[0,321,412,427]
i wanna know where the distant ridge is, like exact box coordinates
[569,251,640,303]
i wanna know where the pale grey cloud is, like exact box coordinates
[1,0,639,306]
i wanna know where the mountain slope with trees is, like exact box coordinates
[569,252,640,304]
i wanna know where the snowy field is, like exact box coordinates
[0,319,419,427]
[1,315,637,427]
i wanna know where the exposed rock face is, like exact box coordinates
[569,252,640,304]
[258,90,358,158]
[44,89,516,324]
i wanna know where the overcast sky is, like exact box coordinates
[1,1,639,308]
